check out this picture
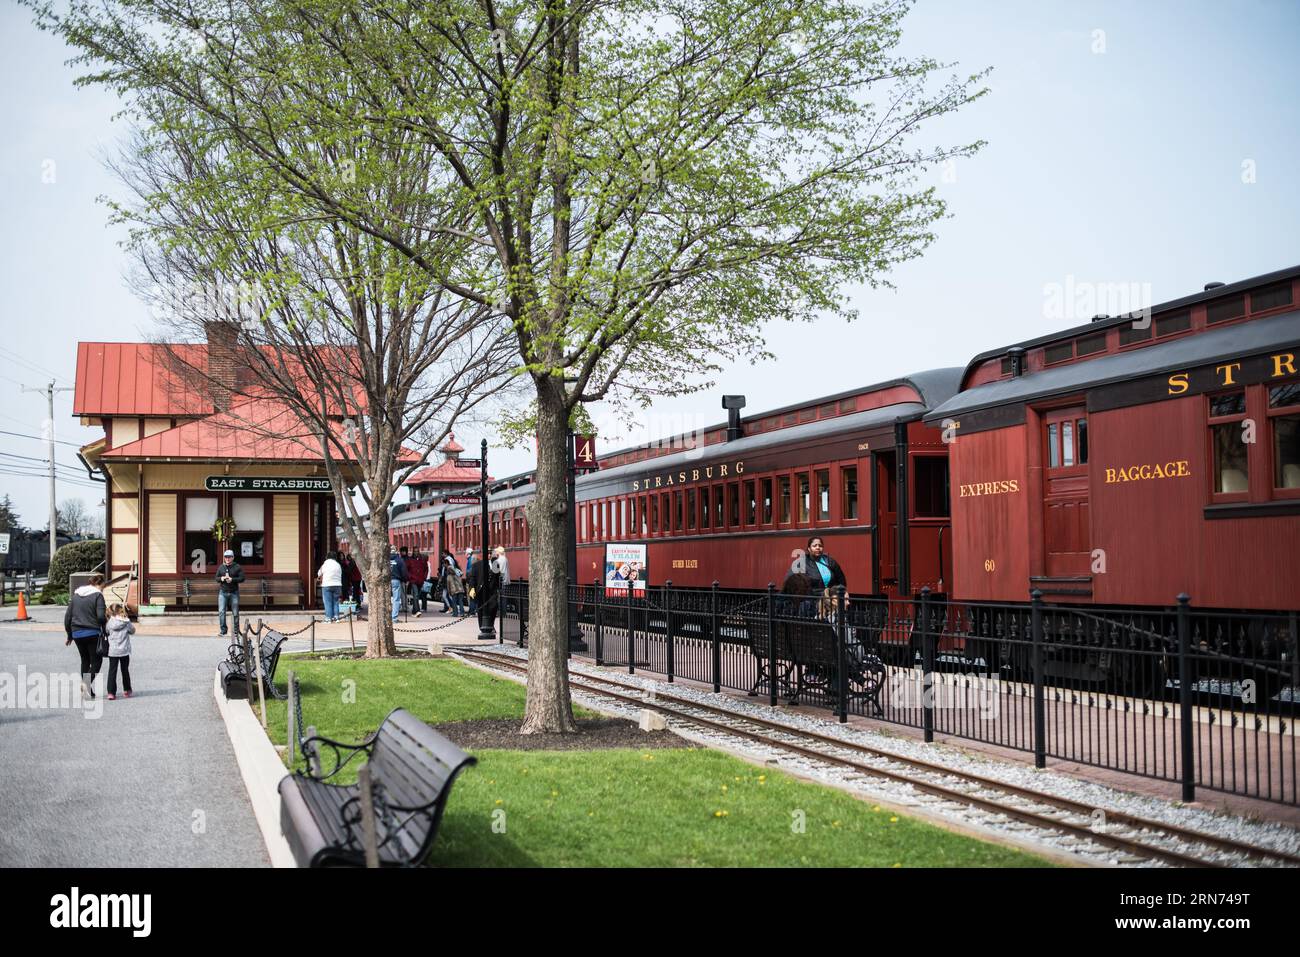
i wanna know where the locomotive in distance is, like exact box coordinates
[391,265,1300,690]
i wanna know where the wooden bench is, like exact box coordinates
[258,577,304,609]
[218,630,288,700]
[279,707,476,868]
[147,576,304,611]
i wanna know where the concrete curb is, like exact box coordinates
[212,669,296,868]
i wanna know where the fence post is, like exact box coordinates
[309,617,316,654]
[711,581,721,694]
[665,580,675,683]
[594,579,604,665]
[921,586,934,743]
[835,585,848,724]
[1031,589,1046,769]
[767,583,778,707]
[1177,593,1195,803]
[627,578,635,675]
[287,670,297,767]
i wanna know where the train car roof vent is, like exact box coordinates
[722,394,746,442]
[1090,313,1109,322]
[1006,346,1027,377]
[1204,281,1225,291]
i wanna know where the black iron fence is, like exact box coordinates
[498,579,1299,807]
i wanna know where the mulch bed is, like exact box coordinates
[296,649,434,660]
[433,717,693,752]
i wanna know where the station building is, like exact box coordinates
[73,336,379,612]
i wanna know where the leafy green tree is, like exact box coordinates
[31,0,985,730]
[0,496,21,535]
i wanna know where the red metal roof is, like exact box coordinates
[74,343,212,417]
[405,459,490,485]
[101,398,420,464]
[440,432,465,454]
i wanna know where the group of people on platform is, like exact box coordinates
[385,544,511,635]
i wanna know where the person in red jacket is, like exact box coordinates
[405,550,429,617]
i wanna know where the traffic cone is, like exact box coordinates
[15,589,31,621]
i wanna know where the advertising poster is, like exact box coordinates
[604,543,647,598]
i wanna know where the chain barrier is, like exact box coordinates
[393,615,478,634]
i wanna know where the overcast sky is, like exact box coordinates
[1,0,1297,525]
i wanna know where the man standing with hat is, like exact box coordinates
[216,548,245,637]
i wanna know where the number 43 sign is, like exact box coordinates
[573,434,597,471]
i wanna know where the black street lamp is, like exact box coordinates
[476,438,495,640]
[566,427,588,651]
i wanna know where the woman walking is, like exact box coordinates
[317,550,344,623]
[64,573,107,697]
[105,603,135,700]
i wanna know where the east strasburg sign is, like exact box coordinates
[204,476,334,492]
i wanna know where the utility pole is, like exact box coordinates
[21,380,74,557]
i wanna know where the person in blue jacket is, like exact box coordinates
[388,545,409,622]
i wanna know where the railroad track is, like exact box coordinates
[456,648,1300,869]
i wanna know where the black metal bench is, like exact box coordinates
[279,707,476,867]
[218,629,288,700]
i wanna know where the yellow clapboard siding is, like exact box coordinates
[111,497,139,529]
[147,493,177,574]
[143,418,171,437]
[112,417,140,448]
[273,495,299,573]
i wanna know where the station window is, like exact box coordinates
[913,457,950,518]
[816,469,831,521]
[744,480,757,525]
[1269,381,1300,491]
[1209,390,1249,495]
[778,476,791,523]
[184,496,220,572]
[230,497,266,566]
[797,473,810,523]
[761,478,773,524]
[842,467,859,520]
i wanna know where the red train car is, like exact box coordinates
[390,369,962,600]
[926,265,1300,614]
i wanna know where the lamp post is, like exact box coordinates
[476,438,495,640]
[566,428,588,651]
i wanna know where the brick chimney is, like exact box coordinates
[205,321,238,411]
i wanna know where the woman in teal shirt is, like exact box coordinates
[805,537,847,594]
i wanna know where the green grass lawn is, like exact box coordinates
[265,656,1046,867]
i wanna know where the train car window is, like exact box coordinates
[816,470,831,521]
[1207,295,1246,324]
[778,475,791,523]
[1000,356,1014,375]
[797,473,810,523]
[581,504,589,542]
[1209,390,1249,495]
[686,490,696,530]
[728,483,740,527]
[783,413,797,427]
[1156,310,1191,336]
[839,397,856,413]
[842,467,859,520]
[699,486,710,530]
[1076,333,1106,357]
[674,491,683,532]
[714,484,724,528]
[1270,383,1300,490]
[761,478,773,524]
[819,403,835,418]
[913,457,950,518]
[1251,282,1292,312]
[1048,423,1060,468]
[799,408,815,423]
[649,495,658,534]
[1061,421,1075,467]
[1077,419,1088,464]
[1044,342,1073,365]
[1118,321,1151,345]
[744,480,757,525]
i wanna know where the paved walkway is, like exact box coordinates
[0,625,269,867]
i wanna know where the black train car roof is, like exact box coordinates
[925,307,1300,423]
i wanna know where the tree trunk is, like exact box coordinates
[365,521,397,657]
[520,385,579,733]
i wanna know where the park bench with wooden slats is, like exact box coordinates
[278,707,476,868]
[218,629,288,700]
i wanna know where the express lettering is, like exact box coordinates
[958,479,1020,498]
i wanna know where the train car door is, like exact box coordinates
[1042,406,1091,577]
[874,451,898,590]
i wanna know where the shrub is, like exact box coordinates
[41,539,106,602]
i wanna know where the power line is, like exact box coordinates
[0,347,66,383]
[0,427,85,449]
